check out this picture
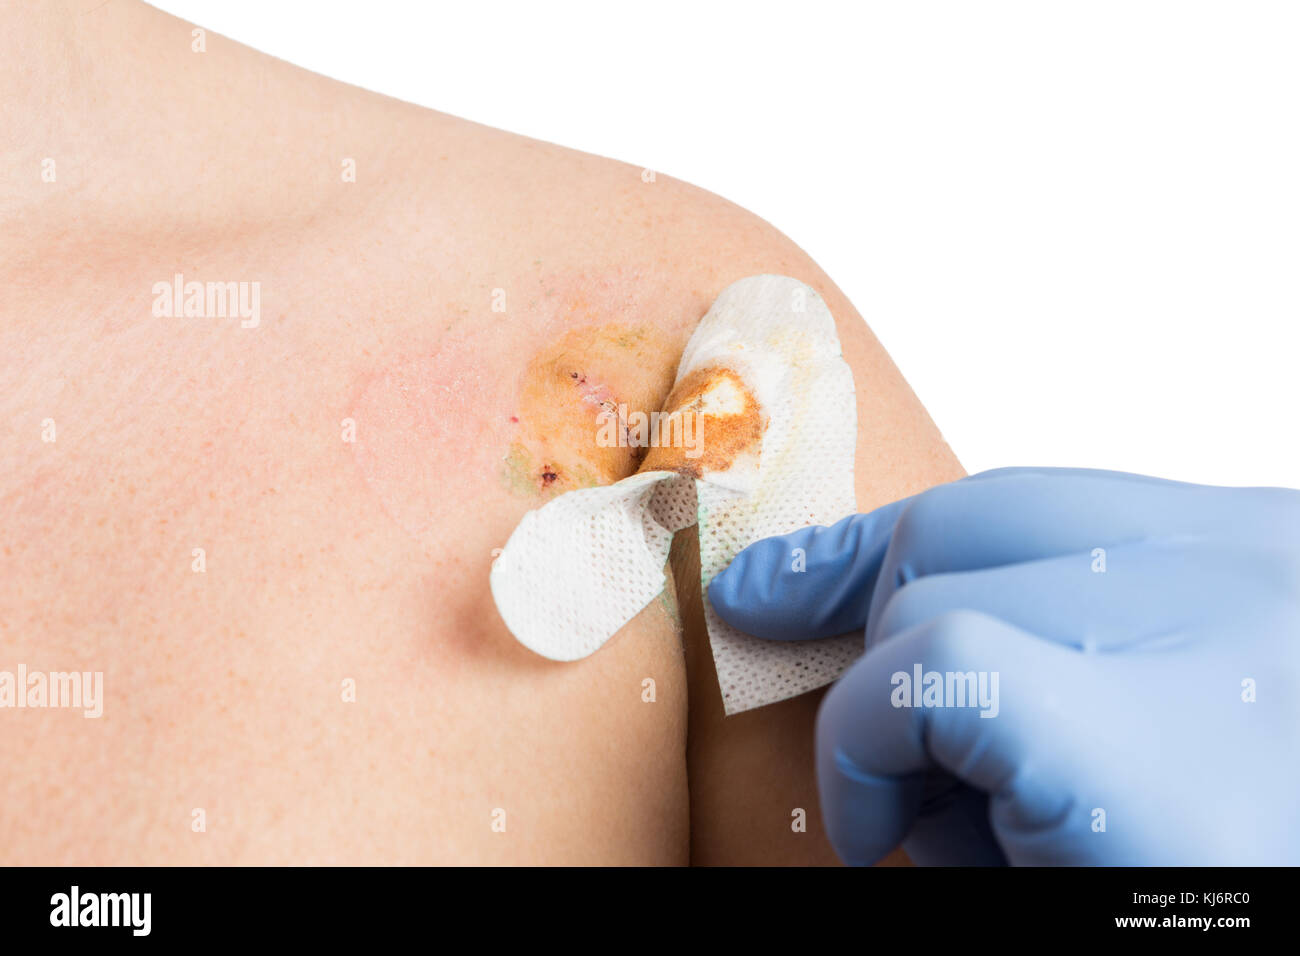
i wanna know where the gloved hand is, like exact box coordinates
[707,467,1300,865]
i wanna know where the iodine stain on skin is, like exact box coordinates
[353,268,701,530]
[352,339,505,544]
[503,323,677,499]
[639,364,766,478]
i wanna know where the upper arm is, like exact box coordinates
[646,196,964,865]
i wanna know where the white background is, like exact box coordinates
[156,0,1300,488]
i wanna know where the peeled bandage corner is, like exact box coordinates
[490,274,861,714]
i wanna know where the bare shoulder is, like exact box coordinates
[310,97,968,867]
[473,139,968,866]
[0,6,959,863]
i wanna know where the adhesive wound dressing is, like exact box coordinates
[490,275,861,714]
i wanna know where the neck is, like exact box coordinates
[0,0,405,241]
[0,1,205,225]
[2,1,125,121]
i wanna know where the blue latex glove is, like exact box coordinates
[708,467,1300,865]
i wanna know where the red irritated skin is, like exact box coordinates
[350,270,699,549]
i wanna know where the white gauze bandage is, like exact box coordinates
[490,274,861,714]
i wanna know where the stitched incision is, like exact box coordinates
[504,323,676,498]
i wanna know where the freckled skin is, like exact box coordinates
[505,323,678,496]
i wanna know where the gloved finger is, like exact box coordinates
[706,496,913,641]
[706,469,1184,642]
[703,470,1065,640]
[865,468,1289,643]
[870,537,1269,651]
[817,609,1084,866]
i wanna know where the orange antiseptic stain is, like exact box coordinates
[639,364,765,478]
[504,324,676,498]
